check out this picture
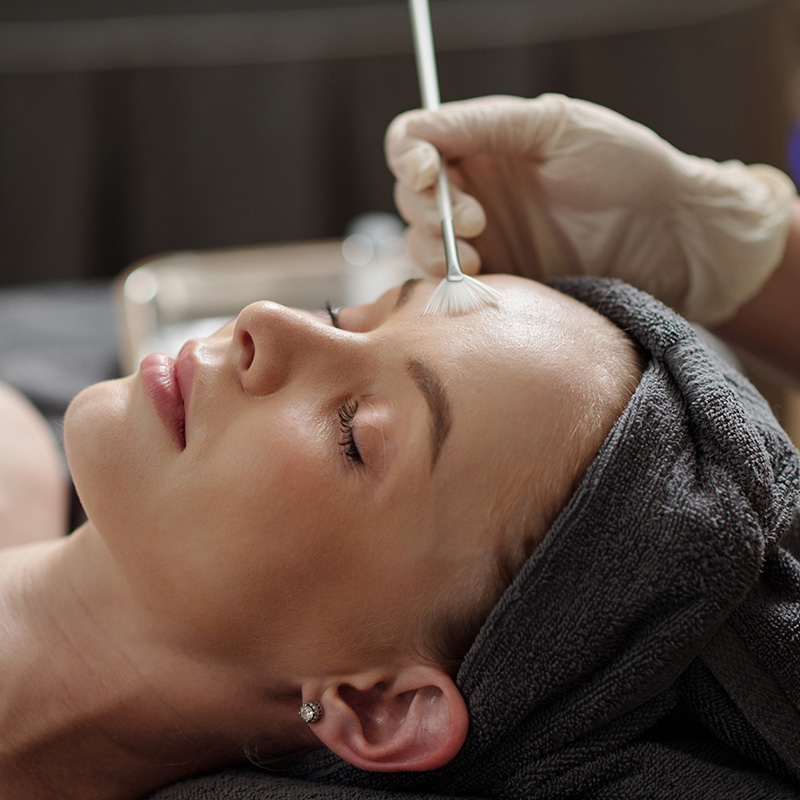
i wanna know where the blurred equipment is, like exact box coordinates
[115,219,416,375]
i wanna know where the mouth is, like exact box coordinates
[140,353,187,449]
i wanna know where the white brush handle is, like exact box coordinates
[408,0,462,281]
[409,0,440,110]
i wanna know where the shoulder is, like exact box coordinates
[0,383,68,548]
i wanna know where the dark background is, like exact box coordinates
[0,0,797,287]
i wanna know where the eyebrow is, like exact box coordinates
[388,278,453,469]
[406,357,452,470]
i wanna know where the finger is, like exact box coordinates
[398,94,569,161]
[385,109,442,191]
[394,180,437,229]
[394,181,487,238]
[405,227,482,278]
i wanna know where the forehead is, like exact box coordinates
[389,276,598,374]
[395,276,596,513]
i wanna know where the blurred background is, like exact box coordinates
[1,0,800,460]
[1,0,798,286]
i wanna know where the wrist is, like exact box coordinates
[678,163,796,326]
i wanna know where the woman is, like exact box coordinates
[145,95,800,799]
[4,95,800,799]
[270,275,800,800]
[0,272,643,799]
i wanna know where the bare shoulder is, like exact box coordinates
[0,383,68,547]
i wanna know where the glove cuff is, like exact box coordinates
[678,162,796,326]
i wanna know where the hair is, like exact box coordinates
[417,313,646,676]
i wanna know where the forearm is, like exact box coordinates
[713,197,800,387]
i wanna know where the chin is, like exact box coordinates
[64,377,136,523]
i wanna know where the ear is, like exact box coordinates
[304,664,468,772]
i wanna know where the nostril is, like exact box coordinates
[240,330,255,371]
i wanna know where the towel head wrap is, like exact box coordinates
[152,278,800,800]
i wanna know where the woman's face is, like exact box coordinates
[65,276,598,677]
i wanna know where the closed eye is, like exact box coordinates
[338,399,362,464]
[325,301,341,329]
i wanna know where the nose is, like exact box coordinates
[232,301,361,396]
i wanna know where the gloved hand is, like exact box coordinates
[386,94,796,325]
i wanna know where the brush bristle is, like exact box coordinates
[423,274,502,316]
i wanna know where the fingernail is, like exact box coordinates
[455,202,485,235]
[401,146,439,190]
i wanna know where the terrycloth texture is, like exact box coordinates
[146,770,472,800]
[150,278,800,799]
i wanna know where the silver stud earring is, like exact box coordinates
[299,700,323,724]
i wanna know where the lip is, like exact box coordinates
[140,353,186,449]
[175,342,198,420]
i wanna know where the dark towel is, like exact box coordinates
[146,770,479,799]
[149,278,800,799]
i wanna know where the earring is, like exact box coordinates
[299,700,323,724]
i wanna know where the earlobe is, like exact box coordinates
[304,665,468,773]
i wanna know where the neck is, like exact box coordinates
[0,526,310,799]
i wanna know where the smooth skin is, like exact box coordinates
[0,383,68,548]
[0,275,626,799]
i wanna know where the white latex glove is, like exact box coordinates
[386,94,796,325]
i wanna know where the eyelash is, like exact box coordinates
[325,301,340,329]
[338,399,362,464]
[324,304,362,466]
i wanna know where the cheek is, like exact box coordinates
[200,413,328,525]
[153,421,364,646]
[168,414,342,578]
